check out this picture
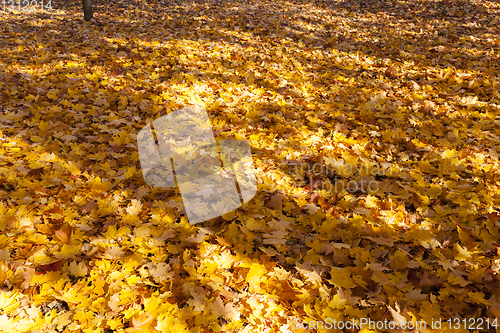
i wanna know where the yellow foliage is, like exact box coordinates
[1,0,499,331]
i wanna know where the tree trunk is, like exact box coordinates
[82,0,93,21]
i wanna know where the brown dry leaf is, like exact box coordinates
[266,193,283,211]
[80,200,97,214]
[211,296,240,321]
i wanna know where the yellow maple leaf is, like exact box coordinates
[454,243,472,261]
[68,261,88,277]
[126,199,143,216]
[0,292,19,313]
[328,268,357,289]
[53,244,81,259]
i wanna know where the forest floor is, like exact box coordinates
[1,0,500,332]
